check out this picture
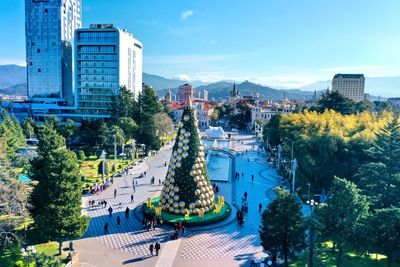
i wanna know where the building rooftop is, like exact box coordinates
[333,73,365,79]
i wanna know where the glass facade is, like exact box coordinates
[76,29,119,117]
[25,0,82,101]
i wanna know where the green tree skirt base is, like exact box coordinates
[142,197,232,227]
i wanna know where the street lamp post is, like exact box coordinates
[307,182,311,202]
[131,139,136,160]
[100,150,107,184]
[113,134,117,161]
[306,199,319,267]
[21,245,36,267]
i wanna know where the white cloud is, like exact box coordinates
[174,74,191,81]
[181,10,194,20]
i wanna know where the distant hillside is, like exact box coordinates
[159,81,316,101]
[0,83,27,96]
[143,73,206,91]
[0,64,397,98]
[0,65,26,88]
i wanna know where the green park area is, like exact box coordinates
[290,239,389,267]
[79,155,137,192]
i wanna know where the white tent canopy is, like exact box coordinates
[205,126,227,139]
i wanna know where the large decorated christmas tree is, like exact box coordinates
[159,107,215,215]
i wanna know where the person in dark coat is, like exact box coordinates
[155,242,161,256]
[104,222,109,234]
[149,243,154,256]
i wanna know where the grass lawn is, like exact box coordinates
[80,156,138,191]
[289,239,391,267]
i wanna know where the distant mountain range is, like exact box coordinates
[0,64,398,100]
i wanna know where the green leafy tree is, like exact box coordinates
[77,150,86,161]
[355,118,400,209]
[262,114,282,147]
[118,117,138,140]
[364,208,400,267]
[58,119,78,144]
[318,177,369,267]
[159,107,215,215]
[29,124,89,255]
[259,187,306,267]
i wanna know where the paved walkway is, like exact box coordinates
[73,134,282,267]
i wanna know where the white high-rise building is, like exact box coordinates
[332,74,365,102]
[74,24,143,119]
[25,0,82,104]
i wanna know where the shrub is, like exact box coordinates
[77,150,86,161]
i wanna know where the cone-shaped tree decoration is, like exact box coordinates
[160,107,215,215]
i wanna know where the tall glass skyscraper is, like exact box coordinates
[25,0,82,104]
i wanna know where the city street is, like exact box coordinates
[72,134,282,267]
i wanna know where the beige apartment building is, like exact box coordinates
[332,74,365,101]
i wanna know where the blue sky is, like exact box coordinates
[1,0,399,88]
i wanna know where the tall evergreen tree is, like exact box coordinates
[29,124,89,255]
[355,117,400,209]
[318,177,369,267]
[0,109,26,156]
[259,187,306,267]
[137,84,163,151]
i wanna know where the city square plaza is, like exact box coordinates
[72,110,283,267]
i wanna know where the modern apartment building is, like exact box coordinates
[74,24,143,119]
[25,0,82,104]
[332,74,365,102]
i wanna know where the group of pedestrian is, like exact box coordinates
[149,242,161,256]
[142,213,156,231]
[170,221,185,239]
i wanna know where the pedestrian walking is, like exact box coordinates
[247,158,250,163]
[149,244,154,256]
[181,225,185,237]
[241,172,244,178]
[155,242,161,256]
[131,194,134,203]
[159,179,161,185]
[164,161,167,167]
[132,180,135,192]
[135,180,138,186]
[125,207,130,218]
[244,191,248,200]
[251,174,254,182]
[114,189,117,198]
[108,206,113,216]
[144,171,147,177]
[104,222,109,234]
[117,216,121,227]
[259,203,262,213]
